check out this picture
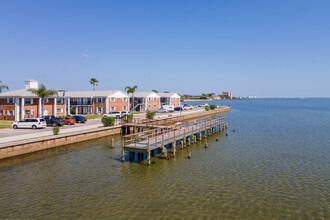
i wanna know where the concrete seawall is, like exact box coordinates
[0,107,231,160]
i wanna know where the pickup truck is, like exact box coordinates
[42,115,65,127]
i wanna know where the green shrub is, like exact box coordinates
[146,111,156,119]
[70,107,76,115]
[205,106,210,111]
[102,117,115,127]
[210,105,217,110]
[52,126,60,135]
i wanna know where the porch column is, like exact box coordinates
[67,98,70,115]
[105,97,109,114]
[39,98,42,117]
[64,98,67,116]
[76,106,78,115]
[21,98,24,119]
[144,98,147,111]
[15,97,20,121]
[54,97,57,117]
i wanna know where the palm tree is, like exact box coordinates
[152,89,159,93]
[125,85,138,111]
[89,78,99,91]
[28,84,58,117]
[0,81,9,93]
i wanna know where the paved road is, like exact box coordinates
[0,108,207,144]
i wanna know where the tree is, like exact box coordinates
[0,81,9,93]
[28,84,58,117]
[164,91,170,93]
[152,89,159,93]
[208,93,215,97]
[125,85,138,111]
[89,78,99,91]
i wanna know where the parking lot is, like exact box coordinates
[0,107,207,144]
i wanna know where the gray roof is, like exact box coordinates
[158,93,180,98]
[127,92,159,98]
[0,89,128,98]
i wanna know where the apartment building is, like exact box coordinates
[128,92,160,111]
[0,80,129,120]
[158,93,181,107]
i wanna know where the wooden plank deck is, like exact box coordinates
[123,116,227,152]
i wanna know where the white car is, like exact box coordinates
[155,108,169,113]
[103,111,131,119]
[199,103,209,107]
[12,118,46,129]
[183,105,193,110]
[103,111,121,119]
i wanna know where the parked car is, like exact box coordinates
[72,115,87,123]
[42,115,65,127]
[12,118,46,129]
[162,105,174,112]
[103,111,121,119]
[155,108,169,113]
[64,117,76,125]
[199,103,209,107]
[183,105,193,110]
[103,111,130,119]
[174,107,183,111]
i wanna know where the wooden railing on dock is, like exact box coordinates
[123,116,227,152]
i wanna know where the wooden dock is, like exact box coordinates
[122,116,228,165]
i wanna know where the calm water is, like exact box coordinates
[0,99,329,219]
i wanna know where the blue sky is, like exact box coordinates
[0,0,329,97]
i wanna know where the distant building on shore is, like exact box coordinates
[210,95,221,100]
[222,91,233,99]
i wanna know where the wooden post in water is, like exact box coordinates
[147,150,151,165]
[121,148,125,162]
[180,140,184,149]
[173,142,176,157]
[187,137,191,146]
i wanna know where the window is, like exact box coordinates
[0,110,4,115]
[148,104,151,108]
[111,97,115,102]
[96,98,103,103]
[97,107,103,114]
[123,106,127,110]
[57,108,63,113]
[57,98,63,104]
[44,98,49,103]
[8,110,14,116]
[123,97,127,101]
[154,104,156,108]
[24,110,33,115]
[7,98,14,104]
[24,98,33,105]
[154,97,157,101]
[148,97,151,101]
[111,107,115,111]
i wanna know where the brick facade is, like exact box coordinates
[171,97,181,107]
[0,98,15,120]
[146,97,160,111]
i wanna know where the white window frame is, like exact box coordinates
[24,109,33,115]
[57,108,63,113]
[0,110,4,115]
[111,97,115,102]
[154,104,156,108]
[24,98,33,105]
[123,106,127,110]
[123,97,127,101]
[7,98,14,104]
[111,107,115,111]
[148,97,151,101]
[96,98,103,103]
[97,107,103,114]
[44,98,49,103]
[148,104,151,108]
[57,98,64,104]
[154,97,157,101]
[8,110,14,116]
